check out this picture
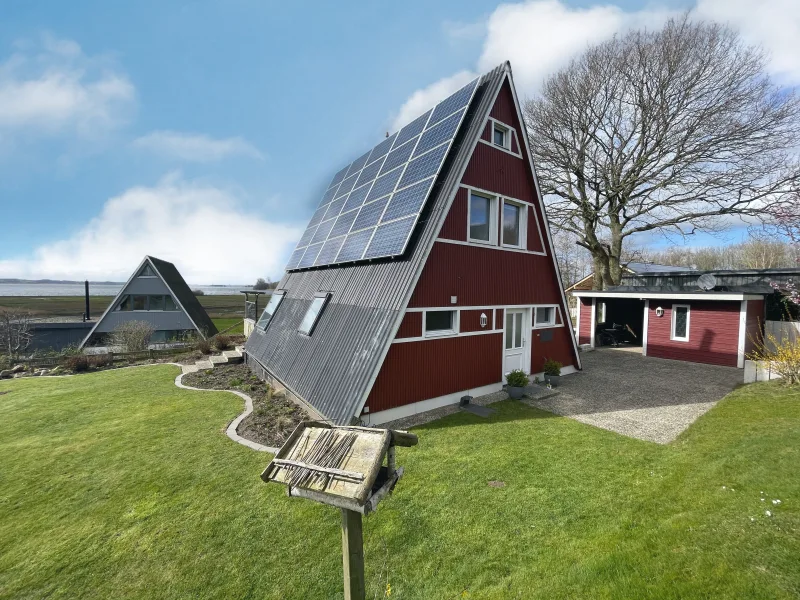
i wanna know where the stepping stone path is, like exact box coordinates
[181,346,244,375]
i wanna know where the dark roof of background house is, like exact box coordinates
[148,256,218,336]
[602,284,775,295]
[618,266,799,291]
[625,262,695,273]
[245,63,511,425]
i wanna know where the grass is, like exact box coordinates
[211,318,244,335]
[0,369,798,599]
[0,295,247,320]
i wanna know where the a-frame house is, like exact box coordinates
[81,256,218,348]
[245,62,581,425]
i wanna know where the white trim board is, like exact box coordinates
[573,291,764,301]
[589,298,597,349]
[737,300,748,369]
[642,300,650,356]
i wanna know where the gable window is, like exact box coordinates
[671,304,690,342]
[469,192,496,244]
[133,295,147,311]
[534,306,557,327]
[425,310,458,337]
[298,292,330,336]
[139,264,156,277]
[501,200,526,248]
[165,295,178,311]
[493,123,510,149]
[117,296,132,311]
[149,295,165,311]
[257,291,285,330]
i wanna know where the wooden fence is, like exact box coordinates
[765,320,800,353]
[23,347,191,369]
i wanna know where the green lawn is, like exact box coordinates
[1,368,798,599]
[211,318,244,335]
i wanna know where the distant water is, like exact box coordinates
[0,283,245,297]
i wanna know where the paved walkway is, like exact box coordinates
[525,348,742,444]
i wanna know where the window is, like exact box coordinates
[138,264,156,277]
[469,192,494,243]
[257,291,285,330]
[116,296,131,311]
[425,310,457,337]
[298,292,330,335]
[149,295,165,311]
[133,295,147,310]
[534,306,556,327]
[493,123,509,149]
[502,200,524,247]
[165,295,178,311]
[671,304,690,341]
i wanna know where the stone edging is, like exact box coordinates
[2,362,277,454]
[173,371,279,454]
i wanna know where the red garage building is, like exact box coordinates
[244,62,580,425]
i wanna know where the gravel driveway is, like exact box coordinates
[525,348,742,444]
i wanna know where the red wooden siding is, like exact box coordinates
[531,327,574,373]
[495,308,504,330]
[460,309,494,333]
[366,334,503,412]
[462,142,535,202]
[744,299,764,357]
[646,301,740,367]
[439,187,468,241]
[481,121,491,142]
[526,206,543,253]
[409,242,565,307]
[395,311,422,339]
[578,298,593,345]
[490,81,517,124]
[511,133,519,154]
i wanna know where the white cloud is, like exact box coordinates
[397,0,800,122]
[391,70,477,131]
[132,130,264,163]
[0,175,303,283]
[0,34,135,137]
[696,0,800,84]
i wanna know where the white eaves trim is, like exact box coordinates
[572,291,764,301]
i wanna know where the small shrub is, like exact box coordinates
[110,321,154,352]
[212,335,233,351]
[506,369,529,388]
[88,354,111,368]
[196,339,212,355]
[748,331,800,386]
[64,355,89,372]
[230,377,243,387]
[543,359,563,376]
[192,289,205,296]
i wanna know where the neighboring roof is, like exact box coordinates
[572,288,768,301]
[239,289,269,295]
[245,62,575,425]
[624,262,695,273]
[148,257,218,337]
[79,256,218,347]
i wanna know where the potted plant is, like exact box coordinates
[505,369,529,399]
[543,359,563,387]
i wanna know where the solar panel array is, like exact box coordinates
[286,77,480,271]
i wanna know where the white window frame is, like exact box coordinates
[467,191,498,245]
[492,122,510,150]
[533,305,558,328]
[423,309,460,338]
[257,291,285,330]
[500,199,526,249]
[671,304,690,342]
[298,292,330,336]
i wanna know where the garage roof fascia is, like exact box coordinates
[572,290,765,301]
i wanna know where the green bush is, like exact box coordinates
[543,359,562,376]
[506,369,529,388]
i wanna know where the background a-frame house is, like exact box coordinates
[245,61,581,425]
[81,256,218,348]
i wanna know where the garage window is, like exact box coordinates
[425,310,458,337]
[671,304,690,342]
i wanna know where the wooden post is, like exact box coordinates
[341,508,365,600]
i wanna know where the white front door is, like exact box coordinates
[504,309,528,377]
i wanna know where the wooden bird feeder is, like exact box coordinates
[261,421,418,600]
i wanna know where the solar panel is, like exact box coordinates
[287,76,479,271]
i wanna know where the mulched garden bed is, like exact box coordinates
[182,363,308,448]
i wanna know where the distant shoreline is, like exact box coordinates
[0,279,124,285]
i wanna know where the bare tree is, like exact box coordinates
[525,15,800,288]
[0,308,33,358]
[109,321,155,352]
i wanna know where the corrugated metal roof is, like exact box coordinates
[245,63,508,425]
[625,262,695,273]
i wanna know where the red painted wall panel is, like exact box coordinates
[409,242,564,307]
[646,301,740,367]
[531,327,574,373]
[460,309,494,333]
[578,298,593,345]
[396,311,422,339]
[462,142,535,202]
[527,206,543,253]
[481,121,491,142]
[495,308,504,330]
[744,299,764,357]
[490,81,518,125]
[366,334,503,412]
[439,187,468,241]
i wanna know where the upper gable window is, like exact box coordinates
[493,123,510,149]
[534,306,557,327]
[298,292,331,336]
[257,291,285,330]
[469,192,497,244]
[501,200,526,248]
[139,264,156,277]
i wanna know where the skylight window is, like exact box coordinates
[257,291,285,330]
[298,292,331,336]
[139,264,156,277]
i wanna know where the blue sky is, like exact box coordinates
[0,0,796,283]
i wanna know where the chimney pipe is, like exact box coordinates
[84,280,90,321]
